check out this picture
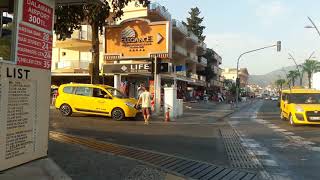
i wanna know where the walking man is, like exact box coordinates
[137,87,152,124]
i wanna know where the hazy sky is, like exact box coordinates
[153,0,320,75]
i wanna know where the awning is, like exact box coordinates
[54,39,92,51]
[56,0,103,5]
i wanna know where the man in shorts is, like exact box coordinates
[137,87,152,124]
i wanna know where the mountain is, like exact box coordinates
[249,65,304,87]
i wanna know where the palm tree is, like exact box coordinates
[275,79,286,91]
[302,60,320,88]
[286,70,300,87]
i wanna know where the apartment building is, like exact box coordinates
[51,1,223,100]
[222,68,249,88]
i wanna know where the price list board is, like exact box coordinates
[0,0,54,171]
[17,0,53,70]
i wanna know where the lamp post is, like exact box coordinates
[235,41,281,106]
[305,17,320,38]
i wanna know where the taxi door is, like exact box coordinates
[73,87,93,112]
[87,88,113,115]
[281,93,290,118]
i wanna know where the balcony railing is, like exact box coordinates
[54,60,90,70]
[198,56,207,66]
[187,32,199,43]
[173,44,188,57]
[149,2,171,20]
[187,52,198,62]
[172,19,188,36]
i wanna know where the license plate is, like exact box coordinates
[310,117,320,120]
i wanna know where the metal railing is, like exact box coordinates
[173,43,188,57]
[54,60,90,70]
[172,19,188,36]
[187,52,198,62]
[187,32,199,43]
[198,56,208,66]
[149,2,171,20]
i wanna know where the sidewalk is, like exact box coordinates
[0,158,71,180]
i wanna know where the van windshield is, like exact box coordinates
[106,88,126,99]
[289,93,320,104]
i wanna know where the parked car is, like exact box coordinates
[271,96,279,101]
[55,83,139,121]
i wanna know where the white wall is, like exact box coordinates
[312,72,320,90]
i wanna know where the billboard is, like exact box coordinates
[106,19,171,59]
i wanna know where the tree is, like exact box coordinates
[286,70,300,87]
[302,60,320,88]
[183,7,206,42]
[54,0,150,84]
[275,79,286,91]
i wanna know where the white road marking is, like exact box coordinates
[290,136,304,140]
[242,143,261,148]
[261,159,279,166]
[273,128,287,132]
[254,150,270,156]
[282,132,294,135]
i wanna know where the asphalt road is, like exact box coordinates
[49,100,320,179]
[228,100,320,180]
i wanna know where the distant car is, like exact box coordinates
[265,97,271,100]
[271,96,279,101]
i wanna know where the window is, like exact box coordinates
[75,87,92,97]
[0,1,16,61]
[92,88,108,98]
[63,87,74,94]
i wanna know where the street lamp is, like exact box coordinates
[305,17,320,38]
[235,41,281,106]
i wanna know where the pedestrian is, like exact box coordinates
[136,87,152,125]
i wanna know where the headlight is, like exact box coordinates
[296,105,304,113]
[125,102,135,108]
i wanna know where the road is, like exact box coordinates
[48,100,320,179]
[228,100,320,180]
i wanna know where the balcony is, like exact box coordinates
[211,65,219,74]
[186,32,198,45]
[172,19,188,37]
[187,52,198,63]
[198,56,208,67]
[214,53,222,65]
[197,41,207,55]
[53,60,90,73]
[173,44,188,57]
[148,2,171,21]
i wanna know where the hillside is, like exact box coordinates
[248,65,306,87]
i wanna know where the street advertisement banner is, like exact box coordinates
[0,0,54,171]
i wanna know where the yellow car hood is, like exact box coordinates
[298,104,320,111]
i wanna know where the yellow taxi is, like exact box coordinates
[55,83,139,121]
[280,88,320,126]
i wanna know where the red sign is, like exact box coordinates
[17,23,53,70]
[22,0,53,31]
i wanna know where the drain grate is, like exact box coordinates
[50,131,257,180]
[220,128,262,170]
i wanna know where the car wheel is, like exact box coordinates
[60,104,72,116]
[289,115,296,126]
[112,108,125,121]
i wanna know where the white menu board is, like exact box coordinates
[0,0,54,171]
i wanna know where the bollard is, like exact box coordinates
[165,107,170,122]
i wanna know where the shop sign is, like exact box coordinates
[103,63,151,74]
[106,19,171,59]
[17,0,53,70]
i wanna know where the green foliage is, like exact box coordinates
[275,79,286,90]
[183,7,206,42]
[302,60,320,88]
[0,36,11,60]
[286,70,300,87]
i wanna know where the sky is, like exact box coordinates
[153,0,320,75]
